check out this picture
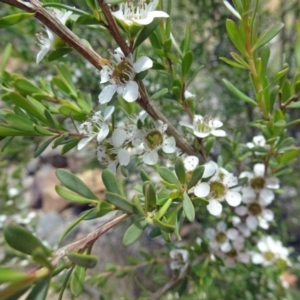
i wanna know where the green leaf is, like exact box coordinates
[0,43,12,78]
[76,14,100,25]
[122,218,148,246]
[13,78,44,95]
[252,23,284,52]
[132,195,145,215]
[175,157,186,185]
[105,192,135,213]
[219,57,248,69]
[134,18,161,49]
[4,225,51,256]
[55,64,77,98]
[0,13,34,28]
[223,79,257,105]
[5,113,35,132]
[56,169,98,199]
[150,88,169,100]
[34,137,57,158]
[83,201,115,220]
[0,124,39,137]
[61,139,79,154]
[48,47,73,61]
[154,198,172,220]
[140,169,151,182]
[187,166,205,189]
[67,252,98,268]
[158,167,180,187]
[183,192,195,222]
[143,181,157,211]
[55,185,99,205]
[8,92,48,123]
[70,265,85,297]
[226,19,247,55]
[25,276,51,300]
[277,149,300,165]
[153,217,175,233]
[182,51,194,78]
[31,248,53,270]
[102,169,122,195]
[287,101,300,108]
[180,20,191,54]
[0,268,27,284]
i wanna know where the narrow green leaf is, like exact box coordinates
[34,137,57,158]
[25,276,51,300]
[155,198,172,220]
[70,265,85,297]
[0,13,33,28]
[153,218,175,233]
[175,157,186,185]
[55,185,99,204]
[102,169,122,195]
[150,88,169,100]
[226,19,247,55]
[5,113,35,132]
[105,192,135,213]
[223,79,257,105]
[13,78,44,95]
[140,169,151,182]
[132,195,145,215]
[122,218,148,246]
[0,124,39,136]
[220,57,248,69]
[31,248,53,270]
[252,23,284,52]
[48,47,73,62]
[182,51,194,78]
[4,225,51,256]
[143,181,156,210]
[187,166,205,189]
[67,252,98,268]
[61,139,79,154]
[56,169,98,199]
[0,43,12,77]
[0,268,27,284]
[158,167,180,187]
[183,192,195,222]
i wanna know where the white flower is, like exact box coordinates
[246,135,266,149]
[112,0,169,26]
[205,221,240,253]
[180,115,226,138]
[96,142,130,174]
[235,187,274,231]
[252,236,289,266]
[77,106,114,150]
[36,9,72,64]
[183,156,199,171]
[170,249,189,273]
[184,90,196,99]
[138,120,177,165]
[98,48,153,104]
[195,167,242,216]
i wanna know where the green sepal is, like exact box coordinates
[67,252,98,268]
[122,218,148,246]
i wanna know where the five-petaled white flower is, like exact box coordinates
[112,0,169,26]
[252,236,289,266]
[77,106,114,150]
[36,9,72,64]
[98,48,153,104]
[195,166,242,216]
[170,249,189,274]
[180,115,226,138]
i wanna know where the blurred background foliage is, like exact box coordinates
[1,0,300,299]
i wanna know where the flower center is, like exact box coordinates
[194,117,211,134]
[263,251,275,261]
[215,232,227,244]
[248,202,262,216]
[209,181,226,200]
[105,143,117,161]
[145,130,163,150]
[226,249,237,258]
[112,60,133,85]
[250,176,265,190]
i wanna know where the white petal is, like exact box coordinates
[205,228,216,239]
[235,205,247,216]
[203,161,218,178]
[210,119,223,128]
[220,242,232,253]
[254,163,265,176]
[118,149,130,166]
[122,81,139,102]
[223,1,242,19]
[36,47,50,64]
[194,182,210,198]
[259,189,274,205]
[179,121,194,130]
[217,221,227,232]
[238,253,250,263]
[266,177,280,189]
[111,10,125,21]
[100,67,110,83]
[77,135,94,150]
[193,131,210,138]
[162,137,176,153]
[227,228,239,240]
[211,129,226,137]
[107,162,117,174]
[252,253,264,264]
[112,128,127,147]
[98,85,117,104]
[225,190,242,207]
[207,200,222,216]
[246,215,258,231]
[103,105,115,120]
[184,156,199,171]
[97,124,109,143]
[143,150,158,165]
[184,90,195,99]
[261,209,274,221]
[253,135,266,146]
[133,56,153,73]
